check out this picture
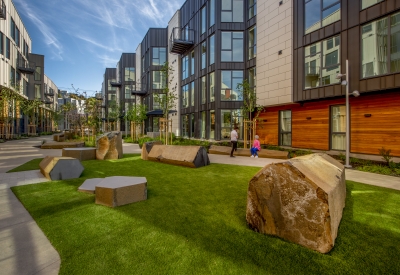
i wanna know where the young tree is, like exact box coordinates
[107,100,121,131]
[84,97,102,135]
[20,98,43,136]
[125,103,147,141]
[153,62,178,145]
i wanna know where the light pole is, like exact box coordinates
[337,60,360,168]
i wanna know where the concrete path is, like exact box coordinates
[0,137,399,275]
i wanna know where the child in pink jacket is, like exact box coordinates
[250,135,261,158]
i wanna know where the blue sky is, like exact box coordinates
[13,0,183,97]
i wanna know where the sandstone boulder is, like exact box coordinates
[246,153,346,253]
[147,145,210,168]
[96,132,123,160]
[141,140,163,160]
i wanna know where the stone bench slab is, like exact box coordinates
[78,178,104,194]
[209,145,289,159]
[41,141,85,149]
[95,176,147,207]
[62,147,96,161]
[39,156,84,180]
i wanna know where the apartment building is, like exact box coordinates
[0,0,58,136]
[101,0,400,157]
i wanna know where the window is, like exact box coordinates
[24,41,29,58]
[209,110,215,139]
[182,84,189,108]
[125,67,135,81]
[210,0,215,26]
[201,41,207,69]
[221,71,243,101]
[201,111,206,139]
[6,37,10,59]
[15,27,20,47]
[191,50,195,75]
[182,114,189,137]
[35,84,41,99]
[10,66,15,87]
[152,47,166,65]
[331,105,346,150]
[361,0,384,10]
[222,0,243,22]
[221,32,243,62]
[10,18,15,41]
[304,35,340,89]
[34,66,41,81]
[0,32,3,55]
[190,81,195,107]
[279,110,292,146]
[210,34,215,65]
[201,76,206,104]
[361,12,400,77]
[125,85,135,99]
[190,113,195,137]
[153,94,165,110]
[152,71,165,89]
[201,6,207,34]
[249,0,257,18]
[209,72,215,102]
[182,55,189,79]
[249,67,256,92]
[248,27,256,60]
[141,56,145,73]
[221,109,242,139]
[108,79,116,91]
[305,0,340,34]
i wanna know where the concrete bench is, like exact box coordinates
[147,145,210,168]
[209,145,290,159]
[62,147,96,161]
[39,156,84,180]
[53,133,65,142]
[41,141,85,149]
[94,176,147,207]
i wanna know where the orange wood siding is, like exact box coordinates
[256,91,400,156]
[351,92,400,156]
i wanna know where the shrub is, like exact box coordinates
[379,147,393,165]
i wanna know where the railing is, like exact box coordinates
[170,27,195,54]
[17,56,35,74]
[0,0,6,20]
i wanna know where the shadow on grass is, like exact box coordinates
[11,156,400,274]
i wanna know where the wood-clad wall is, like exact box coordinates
[257,91,400,156]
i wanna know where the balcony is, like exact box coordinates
[110,81,122,87]
[45,91,55,97]
[131,90,147,96]
[170,27,194,54]
[17,57,35,74]
[0,0,6,20]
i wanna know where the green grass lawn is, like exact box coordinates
[11,155,400,275]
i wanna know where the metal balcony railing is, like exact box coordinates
[110,81,122,87]
[17,57,35,74]
[170,27,194,54]
[0,0,6,20]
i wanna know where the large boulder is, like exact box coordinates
[246,153,346,253]
[96,132,123,160]
[141,141,163,160]
[39,156,84,180]
[147,145,210,168]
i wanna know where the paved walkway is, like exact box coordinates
[0,137,399,275]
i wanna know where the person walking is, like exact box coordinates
[230,126,239,157]
[250,135,261,158]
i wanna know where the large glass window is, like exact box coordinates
[210,34,215,65]
[182,84,189,108]
[201,6,207,34]
[125,85,134,99]
[221,71,243,101]
[304,35,340,88]
[10,18,15,41]
[10,66,15,87]
[248,27,256,60]
[210,0,215,26]
[182,55,189,79]
[182,114,189,137]
[6,37,10,59]
[15,27,20,48]
[222,0,243,22]
[279,110,292,146]
[249,67,256,92]
[190,81,195,107]
[209,72,215,102]
[153,94,165,110]
[331,105,346,150]
[124,67,135,81]
[221,109,242,139]
[34,66,41,81]
[191,50,195,75]
[201,111,206,139]
[201,41,207,69]
[361,12,400,78]
[35,84,41,99]
[152,71,165,89]
[221,32,243,62]
[152,47,166,65]
[0,32,4,55]
[305,0,340,34]
[361,0,384,10]
[201,76,206,104]
[190,113,195,137]
[249,0,257,19]
[209,110,215,139]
